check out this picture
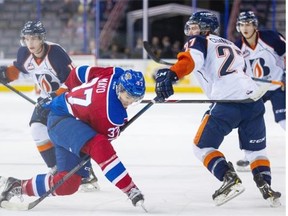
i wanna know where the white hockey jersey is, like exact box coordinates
[171,34,263,100]
[13,41,74,98]
[235,30,286,91]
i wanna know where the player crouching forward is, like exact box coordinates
[0,66,146,209]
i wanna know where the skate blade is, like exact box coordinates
[78,182,100,192]
[135,200,148,213]
[267,197,281,208]
[214,183,245,206]
[236,166,250,172]
[0,200,29,211]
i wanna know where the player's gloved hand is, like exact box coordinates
[155,69,178,102]
[36,93,57,118]
[281,72,286,91]
[0,66,9,84]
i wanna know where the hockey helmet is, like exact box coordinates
[20,21,46,43]
[236,11,258,32]
[117,70,146,102]
[184,11,219,36]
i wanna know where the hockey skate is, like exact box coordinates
[236,159,250,172]
[254,174,281,207]
[127,187,147,212]
[0,177,23,207]
[212,162,245,206]
[79,168,100,192]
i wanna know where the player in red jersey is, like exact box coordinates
[0,21,99,191]
[0,66,146,208]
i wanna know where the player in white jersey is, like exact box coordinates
[154,11,281,207]
[234,11,286,172]
[0,21,98,191]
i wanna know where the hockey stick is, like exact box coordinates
[121,96,158,131]
[0,154,91,211]
[0,97,158,211]
[143,41,174,66]
[143,41,284,86]
[251,77,284,86]
[0,80,36,105]
[140,98,253,103]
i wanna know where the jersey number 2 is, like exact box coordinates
[217,45,237,76]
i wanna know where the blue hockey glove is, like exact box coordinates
[36,93,57,118]
[155,69,178,102]
[0,66,9,84]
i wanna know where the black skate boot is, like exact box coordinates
[127,187,147,212]
[0,177,23,204]
[127,187,144,207]
[254,173,281,207]
[212,162,245,206]
[79,168,100,192]
[236,159,250,172]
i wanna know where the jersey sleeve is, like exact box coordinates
[13,46,30,74]
[48,44,74,83]
[170,35,206,79]
[259,30,286,56]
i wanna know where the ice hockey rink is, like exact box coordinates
[0,91,286,216]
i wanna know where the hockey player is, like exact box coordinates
[0,20,99,191]
[0,66,146,209]
[234,11,286,172]
[154,11,281,207]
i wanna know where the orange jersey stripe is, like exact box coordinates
[203,150,224,168]
[170,51,195,79]
[250,159,270,170]
[194,114,210,145]
[37,141,54,152]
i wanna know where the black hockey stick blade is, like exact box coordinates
[143,41,174,66]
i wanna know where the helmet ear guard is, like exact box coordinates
[236,11,258,32]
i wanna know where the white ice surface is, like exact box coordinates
[0,92,286,216]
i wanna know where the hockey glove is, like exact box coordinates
[0,66,8,84]
[36,93,57,118]
[155,69,178,102]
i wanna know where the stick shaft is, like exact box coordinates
[20,97,158,210]
[141,99,253,104]
[0,81,36,105]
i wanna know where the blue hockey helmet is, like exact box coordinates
[20,21,46,44]
[236,11,258,32]
[117,70,146,101]
[184,11,219,36]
